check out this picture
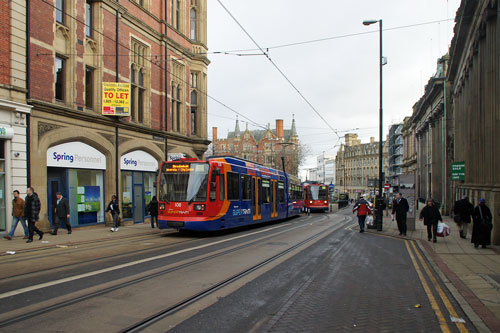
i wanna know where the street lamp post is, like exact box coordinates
[363,19,384,231]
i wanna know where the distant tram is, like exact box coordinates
[157,156,303,231]
[303,183,329,212]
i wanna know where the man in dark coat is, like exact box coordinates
[392,193,410,236]
[471,198,493,248]
[419,198,442,242]
[453,196,474,239]
[25,187,43,243]
[51,192,72,235]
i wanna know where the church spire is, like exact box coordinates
[291,114,298,137]
[234,116,241,137]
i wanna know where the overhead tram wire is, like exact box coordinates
[37,0,267,131]
[210,18,456,54]
[216,0,340,139]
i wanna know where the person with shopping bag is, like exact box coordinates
[352,197,372,233]
[419,198,442,243]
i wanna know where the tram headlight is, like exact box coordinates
[194,204,206,211]
[324,201,328,204]
[160,203,165,210]
[309,201,313,204]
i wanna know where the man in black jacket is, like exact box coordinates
[51,192,72,235]
[25,187,43,243]
[392,192,409,236]
[453,196,474,239]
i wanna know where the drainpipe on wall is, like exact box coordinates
[164,0,169,161]
[26,0,31,187]
[115,3,120,198]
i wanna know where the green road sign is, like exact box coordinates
[451,162,465,181]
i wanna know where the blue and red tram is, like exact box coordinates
[303,183,329,212]
[157,156,303,231]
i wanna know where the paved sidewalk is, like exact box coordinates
[370,214,500,332]
[0,222,164,255]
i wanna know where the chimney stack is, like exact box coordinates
[276,119,284,139]
[212,127,218,142]
[370,137,375,143]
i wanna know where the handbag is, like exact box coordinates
[453,214,461,223]
[478,207,492,231]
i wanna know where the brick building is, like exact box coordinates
[27,0,209,230]
[212,118,300,175]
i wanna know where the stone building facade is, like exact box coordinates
[335,133,388,199]
[27,0,210,230]
[411,55,452,213]
[212,118,300,175]
[447,0,500,242]
[0,0,31,235]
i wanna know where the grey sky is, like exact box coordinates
[206,0,461,174]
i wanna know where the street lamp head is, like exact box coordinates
[363,19,378,26]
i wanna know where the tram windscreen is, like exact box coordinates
[160,163,209,202]
[309,186,329,200]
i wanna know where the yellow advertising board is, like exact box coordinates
[102,82,130,116]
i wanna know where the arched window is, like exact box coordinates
[190,8,197,40]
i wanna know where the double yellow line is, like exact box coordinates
[405,240,468,333]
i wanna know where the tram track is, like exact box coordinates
[121,214,349,332]
[0,216,312,283]
[0,214,344,329]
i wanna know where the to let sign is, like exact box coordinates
[102,82,130,116]
[451,162,465,181]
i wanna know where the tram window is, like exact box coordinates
[227,172,240,201]
[262,179,270,203]
[209,169,217,201]
[241,174,251,200]
[278,181,285,203]
[219,174,225,201]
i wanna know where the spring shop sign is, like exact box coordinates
[47,142,106,170]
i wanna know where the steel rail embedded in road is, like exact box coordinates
[121,215,348,333]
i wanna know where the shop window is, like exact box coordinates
[71,169,105,225]
[227,172,239,201]
[121,171,133,219]
[241,174,251,200]
[144,173,156,214]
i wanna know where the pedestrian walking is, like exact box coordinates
[51,192,72,235]
[25,187,43,243]
[4,190,28,240]
[419,198,442,243]
[353,197,372,233]
[148,196,159,228]
[392,193,410,236]
[106,195,121,232]
[471,198,493,249]
[453,195,474,239]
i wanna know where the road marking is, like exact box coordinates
[0,222,297,300]
[409,241,468,333]
[405,240,451,333]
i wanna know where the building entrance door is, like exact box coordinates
[133,184,143,223]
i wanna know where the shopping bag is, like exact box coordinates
[366,215,374,226]
[437,222,450,237]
